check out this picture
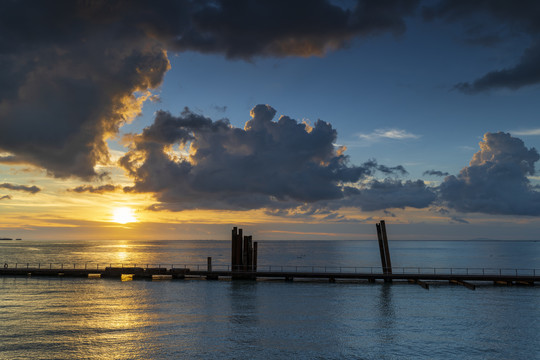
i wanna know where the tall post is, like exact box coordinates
[235,228,243,271]
[246,236,253,271]
[242,235,249,271]
[376,223,387,274]
[207,257,212,272]
[231,227,238,271]
[253,241,258,272]
[380,220,392,275]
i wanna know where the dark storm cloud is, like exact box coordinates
[423,170,449,177]
[440,132,540,215]
[350,179,437,211]
[0,0,172,179]
[0,183,41,194]
[0,0,420,179]
[423,0,540,92]
[175,0,420,58]
[69,184,120,194]
[118,97,440,214]
[455,43,540,93]
[120,105,415,211]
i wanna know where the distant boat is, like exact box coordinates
[0,238,13,241]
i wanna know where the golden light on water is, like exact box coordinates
[112,207,137,224]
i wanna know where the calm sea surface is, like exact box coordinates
[1,240,539,359]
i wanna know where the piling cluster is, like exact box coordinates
[231,227,257,272]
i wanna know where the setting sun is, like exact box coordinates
[112,207,137,224]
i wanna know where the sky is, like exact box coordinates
[1,0,540,241]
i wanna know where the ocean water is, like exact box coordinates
[1,240,539,359]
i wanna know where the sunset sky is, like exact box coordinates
[1,0,540,240]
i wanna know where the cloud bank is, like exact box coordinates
[32,101,537,222]
[120,105,426,212]
[119,112,539,218]
[440,132,540,215]
[352,179,437,211]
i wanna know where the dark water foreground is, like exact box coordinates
[1,277,538,360]
[0,240,539,359]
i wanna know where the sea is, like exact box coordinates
[1,239,538,360]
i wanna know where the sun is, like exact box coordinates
[112,207,137,224]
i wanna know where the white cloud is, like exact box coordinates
[510,128,540,136]
[357,128,420,142]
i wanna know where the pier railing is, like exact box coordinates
[2,262,538,276]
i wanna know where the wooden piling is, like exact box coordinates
[236,228,243,271]
[231,227,238,270]
[380,220,392,275]
[231,227,244,272]
[253,241,258,272]
[207,257,212,272]
[231,227,257,279]
[245,235,253,271]
[376,221,392,283]
[376,223,387,273]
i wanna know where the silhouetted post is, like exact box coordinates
[253,241,258,272]
[246,236,253,271]
[380,220,392,275]
[231,227,238,270]
[236,228,243,271]
[231,227,244,272]
[243,235,250,271]
[376,223,387,274]
[207,257,212,272]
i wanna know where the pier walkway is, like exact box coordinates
[1,263,538,288]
